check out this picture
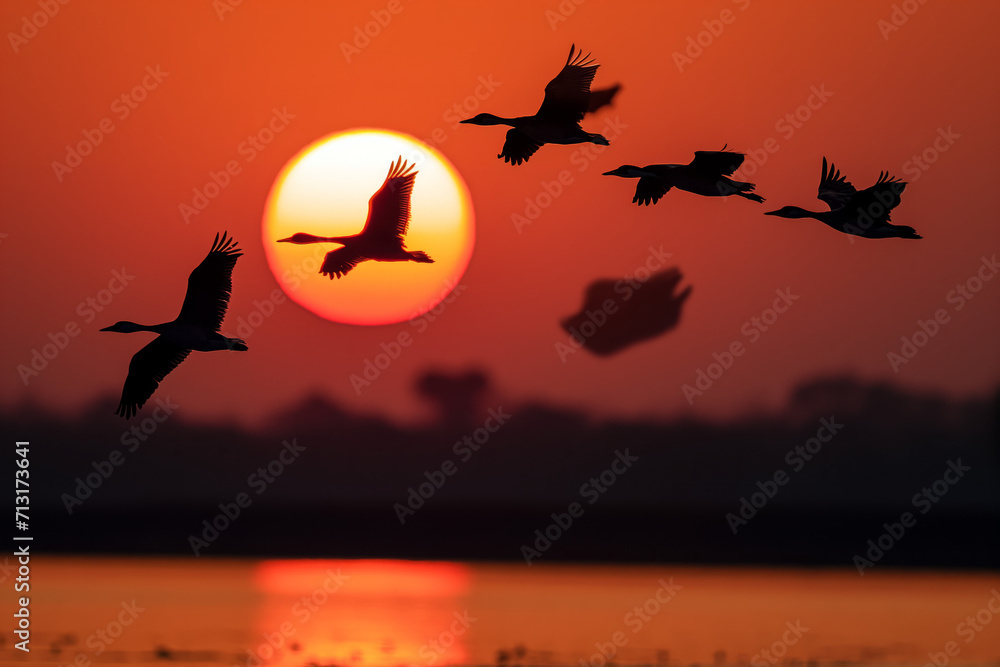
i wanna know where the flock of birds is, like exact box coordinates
[102,45,921,419]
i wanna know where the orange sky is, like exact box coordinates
[2,0,998,426]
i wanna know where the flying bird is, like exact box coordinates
[460,45,611,165]
[278,157,433,278]
[586,84,622,115]
[603,149,765,205]
[764,158,920,239]
[101,232,247,419]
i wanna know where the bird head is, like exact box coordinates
[764,206,811,219]
[602,165,653,179]
[460,113,506,126]
[100,321,143,333]
[277,233,325,244]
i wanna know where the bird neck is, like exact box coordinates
[130,322,167,333]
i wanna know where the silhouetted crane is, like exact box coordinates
[603,149,765,205]
[101,232,247,419]
[278,157,434,278]
[461,45,610,165]
[765,158,920,239]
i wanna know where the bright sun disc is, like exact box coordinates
[262,129,475,326]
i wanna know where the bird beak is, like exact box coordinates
[602,170,618,176]
[459,118,473,124]
[277,236,294,243]
[763,210,779,216]
[99,325,114,331]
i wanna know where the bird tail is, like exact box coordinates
[895,226,922,240]
[410,251,434,263]
[226,337,249,351]
[737,191,765,203]
[588,133,610,146]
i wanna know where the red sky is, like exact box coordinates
[2,0,998,426]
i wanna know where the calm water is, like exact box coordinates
[13,558,1000,666]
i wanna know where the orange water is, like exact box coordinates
[14,558,1000,666]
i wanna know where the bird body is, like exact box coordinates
[603,149,765,205]
[764,158,920,239]
[278,157,433,279]
[101,232,246,419]
[461,45,610,165]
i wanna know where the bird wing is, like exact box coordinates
[690,148,744,176]
[362,157,417,240]
[176,232,242,332]
[847,172,907,223]
[817,157,858,210]
[586,84,621,115]
[633,176,672,206]
[115,337,190,419]
[536,44,599,125]
[499,129,543,165]
[321,247,365,279]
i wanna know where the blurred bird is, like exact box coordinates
[586,84,621,114]
[101,232,246,419]
[461,45,610,165]
[603,148,765,205]
[278,157,434,278]
[764,158,919,239]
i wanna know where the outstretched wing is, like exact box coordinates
[321,247,365,279]
[176,231,242,332]
[362,157,417,241]
[586,84,621,115]
[690,147,744,176]
[633,177,672,206]
[115,337,190,419]
[817,157,858,210]
[847,171,907,223]
[536,44,599,125]
[499,129,542,165]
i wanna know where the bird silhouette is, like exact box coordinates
[101,232,247,419]
[603,148,765,205]
[764,158,920,239]
[460,45,610,165]
[278,157,434,278]
[561,268,692,356]
[586,84,621,114]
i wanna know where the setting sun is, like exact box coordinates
[262,129,475,326]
